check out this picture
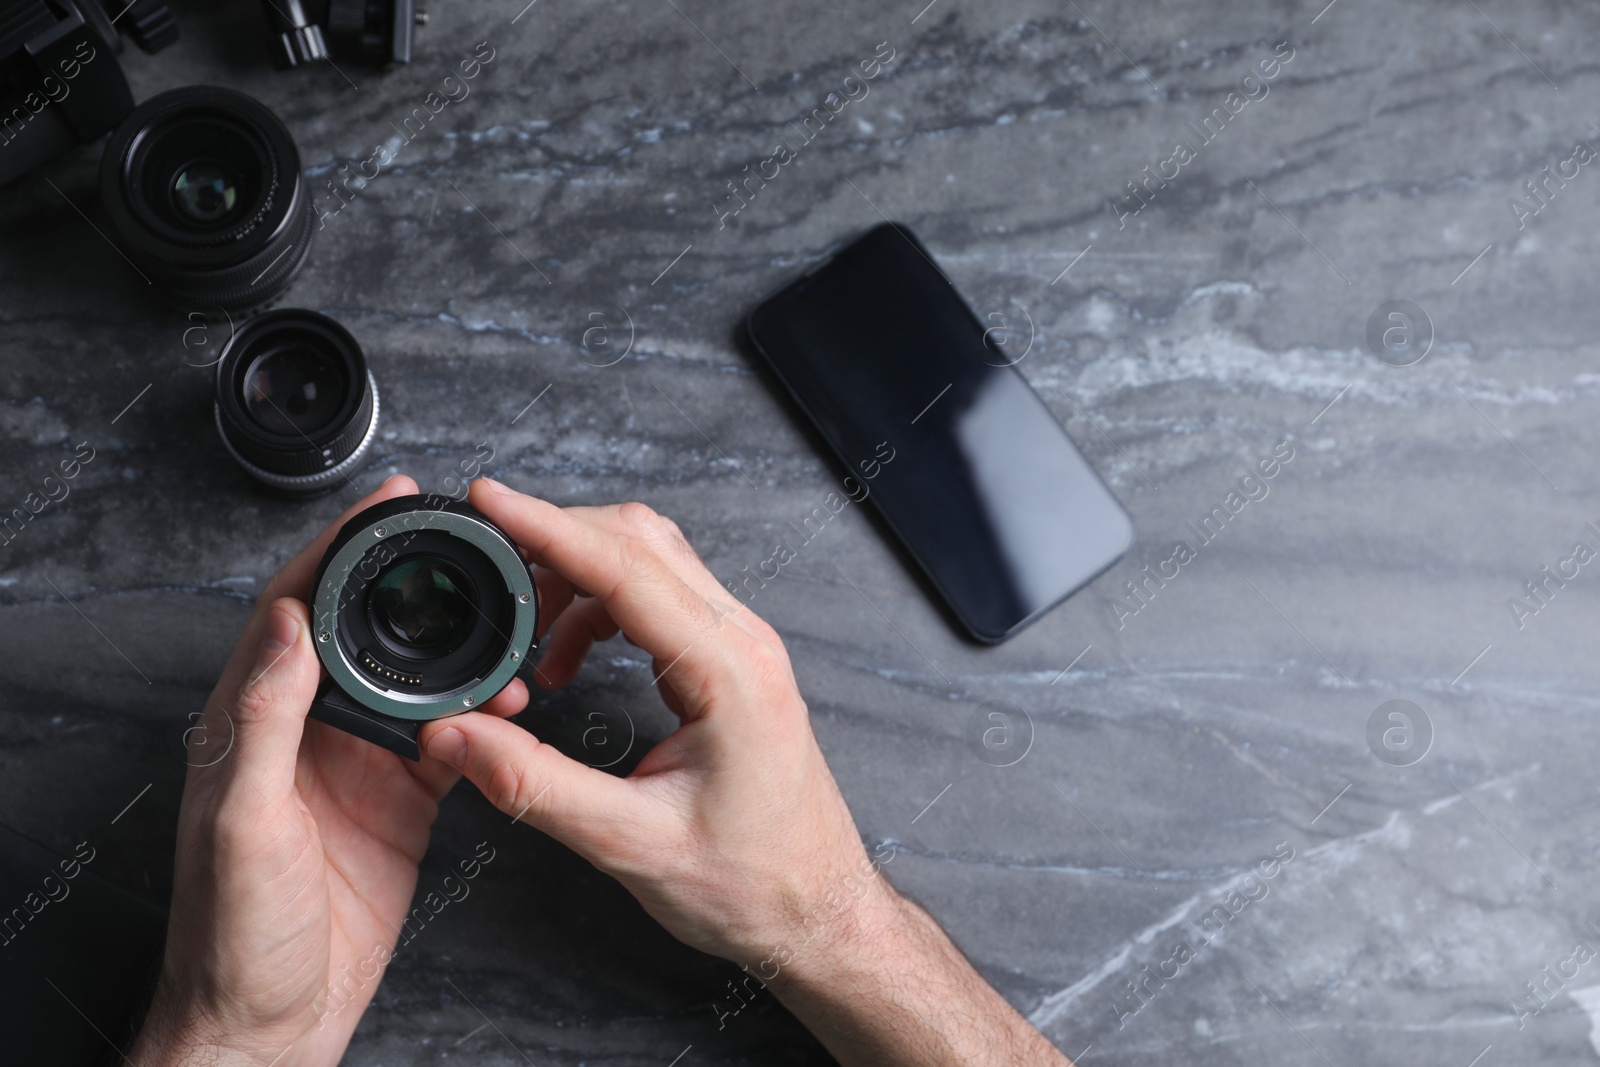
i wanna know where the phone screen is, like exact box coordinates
[747,223,1134,642]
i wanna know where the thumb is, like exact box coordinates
[208,598,321,790]
[421,713,646,864]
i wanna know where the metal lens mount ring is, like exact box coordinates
[312,502,536,721]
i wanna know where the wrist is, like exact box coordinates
[129,983,286,1067]
[753,882,1072,1066]
[746,863,911,993]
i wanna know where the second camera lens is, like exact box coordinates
[215,309,379,496]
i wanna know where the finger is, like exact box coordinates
[469,480,758,704]
[536,598,620,689]
[563,503,772,638]
[402,674,531,798]
[480,676,529,718]
[564,502,709,568]
[654,668,691,721]
[419,712,654,866]
[199,598,322,793]
[552,504,784,682]
[533,565,576,639]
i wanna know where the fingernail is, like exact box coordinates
[477,476,512,496]
[428,726,467,768]
[262,606,299,656]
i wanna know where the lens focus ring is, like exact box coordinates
[215,372,379,493]
[144,192,316,311]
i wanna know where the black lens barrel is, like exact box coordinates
[214,309,379,495]
[99,85,314,310]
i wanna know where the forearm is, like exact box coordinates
[767,880,1072,1066]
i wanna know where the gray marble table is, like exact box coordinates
[7,0,1600,1063]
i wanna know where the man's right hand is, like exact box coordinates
[419,478,1072,1066]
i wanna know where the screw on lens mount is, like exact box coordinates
[99,85,314,311]
[214,309,379,496]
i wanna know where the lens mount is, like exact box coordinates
[214,308,379,496]
[99,85,314,310]
[311,496,537,722]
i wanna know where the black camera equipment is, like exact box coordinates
[0,0,179,185]
[260,0,420,68]
[260,0,327,69]
[213,308,379,496]
[106,0,178,54]
[99,85,315,310]
[307,495,538,759]
[0,0,125,185]
[326,0,419,65]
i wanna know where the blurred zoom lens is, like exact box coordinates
[370,557,477,654]
[215,309,379,496]
[100,86,314,311]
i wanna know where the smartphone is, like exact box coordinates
[746,222,1135,643]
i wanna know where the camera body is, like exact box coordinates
[0,0,134,185]
[308,495,538,759]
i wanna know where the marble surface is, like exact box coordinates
[6,0,1600,1063]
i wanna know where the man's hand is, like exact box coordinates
[130,475,529,1067]
[420,479,1071,1066]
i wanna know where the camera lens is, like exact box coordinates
[310,496,538,734]
[369,557,476,653]
[100,86,315,311]
[215,309,379,496]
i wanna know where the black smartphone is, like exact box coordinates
[746,222,1135,643]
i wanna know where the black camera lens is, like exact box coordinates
[306,496,539,759]
[369,556,477,654]
[214,309,379,496]
[100,86,314,311]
